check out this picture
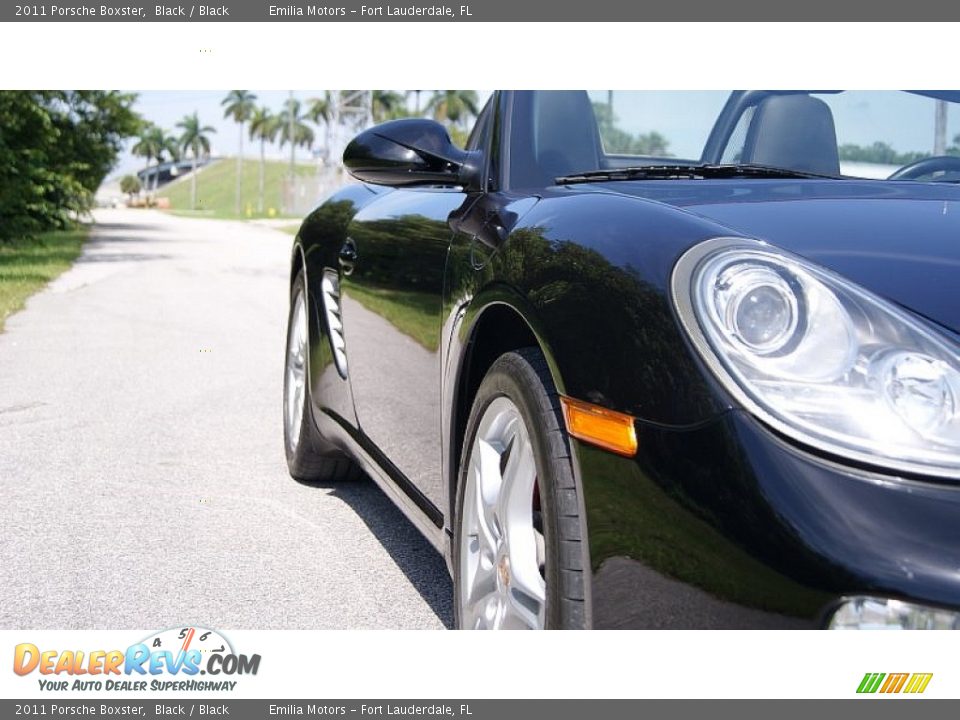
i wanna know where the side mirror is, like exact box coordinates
[343,118,482,189]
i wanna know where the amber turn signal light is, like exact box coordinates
[560,396,638,457]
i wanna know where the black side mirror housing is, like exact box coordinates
[343,119,483,189]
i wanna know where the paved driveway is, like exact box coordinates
[0,209,451,629]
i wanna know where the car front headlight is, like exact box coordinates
[672,237,960,479]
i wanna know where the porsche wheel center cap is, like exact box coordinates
[497,555,511,587]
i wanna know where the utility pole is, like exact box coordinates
[934,100,948,156]
[331,92,341,170]
[235,121,242,216]
[284,91,297,216]
[288,90,296,181]
[324,94,334,167]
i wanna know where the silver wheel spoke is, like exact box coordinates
[475,439,503,547]
[478,591,502,629]
[463,536,497,605]
[498,430,535,533]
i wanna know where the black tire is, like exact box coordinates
[283,271,361,482]
[453,347,586,629]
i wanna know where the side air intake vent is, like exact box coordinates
[321,271,348,378]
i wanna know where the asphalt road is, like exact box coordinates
[0,209,452,630]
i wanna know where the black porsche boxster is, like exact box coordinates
[284,90,960,629]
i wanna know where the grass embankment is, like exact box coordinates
[0,228,88,332]
[158,158,318,220]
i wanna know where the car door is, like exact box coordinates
[340,102,490,525]
[337,99,495,516]
[339,188,468,515]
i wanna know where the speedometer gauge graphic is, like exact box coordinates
[139,626,234,659]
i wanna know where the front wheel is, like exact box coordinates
[283,271,361,482]
[453,348,585,629]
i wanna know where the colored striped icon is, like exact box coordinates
[857,672,933,694]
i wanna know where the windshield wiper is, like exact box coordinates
[555,163,837,185]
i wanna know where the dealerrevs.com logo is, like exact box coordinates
[857,673,933,695]
[13,626,261,692]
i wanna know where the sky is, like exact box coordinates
[114,90,959,178]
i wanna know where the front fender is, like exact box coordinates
[483,191,737,428]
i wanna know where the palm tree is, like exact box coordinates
[307,92,332,126]
[162,133,181,164]
[277,96,314,179]
[248,106,277,214]
[408,90,423,116]
[307,93,333,163]
[221,90,257,216]
[131,124,164,193]
[176,112,216,210]
[426,90,479,129]
[372,90,406,122]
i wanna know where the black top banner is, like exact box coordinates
[3,0,954,21]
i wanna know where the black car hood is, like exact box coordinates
[583,179,960,337]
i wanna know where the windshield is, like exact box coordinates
[586,90,728,161]
[510,91,960,187]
